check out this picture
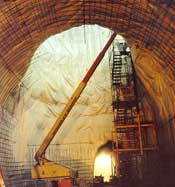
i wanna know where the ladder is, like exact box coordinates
[112,52,122,86]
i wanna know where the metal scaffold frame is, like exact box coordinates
[110,39,158,183]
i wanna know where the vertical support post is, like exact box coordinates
[137,114,143,155]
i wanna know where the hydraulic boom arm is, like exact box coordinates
[32,32,117,179]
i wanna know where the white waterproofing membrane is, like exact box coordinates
[13,25,124,161]
[12,25,175,164]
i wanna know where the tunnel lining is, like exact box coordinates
[0,1,175,187]
[0,1,174,106]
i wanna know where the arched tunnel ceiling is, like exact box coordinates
[0,0,174,110]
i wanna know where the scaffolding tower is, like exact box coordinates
[111,40,158,184]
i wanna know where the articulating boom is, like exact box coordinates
[31,32,117,179]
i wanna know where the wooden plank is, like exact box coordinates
[114,123,154,129]
[113,146,159,153]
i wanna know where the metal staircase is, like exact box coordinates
[111,41,158,183]
[112,53,122,86]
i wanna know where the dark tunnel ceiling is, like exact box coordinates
[0,0,174,106]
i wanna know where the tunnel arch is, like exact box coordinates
[0,1,174,108]
[0,2,174,187]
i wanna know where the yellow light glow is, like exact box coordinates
[94,153,113,182]
[0,171,5,187]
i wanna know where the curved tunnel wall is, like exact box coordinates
[0,1,174,106]
[0,1,175,187]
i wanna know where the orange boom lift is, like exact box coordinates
[31,32,117,180]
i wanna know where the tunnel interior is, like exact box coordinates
[0,1,175,187]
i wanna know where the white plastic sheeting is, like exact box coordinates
[13,25,120,161]
[12,25,175,163]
